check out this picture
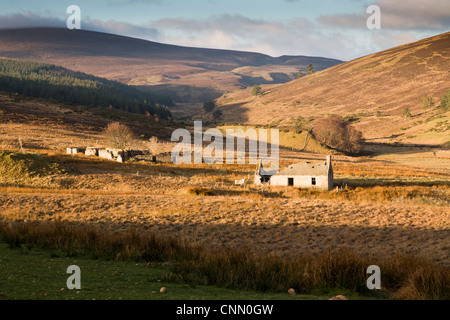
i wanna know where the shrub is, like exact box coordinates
[312,117,364,154]
[439,90,450,110]
[185,187,214,196]
[252,85,262,96]
[203,101,215,113]
[403,108,412,119]
[422,96,434,109]
[295,116,315,131]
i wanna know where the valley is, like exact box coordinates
[0,28,449,301]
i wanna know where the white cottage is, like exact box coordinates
[254,161,279,185]
[268,156,333,190]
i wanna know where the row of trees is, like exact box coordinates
[0,59,173,119]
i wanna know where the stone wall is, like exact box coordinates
[66,147,86,154]
[270,175,331,190]
[85,147,100,156]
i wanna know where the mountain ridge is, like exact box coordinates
[216,32,450,146]
[0,28,343,94]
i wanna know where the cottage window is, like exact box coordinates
[311,177,316,185]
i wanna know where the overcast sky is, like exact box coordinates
[1,0,449,60]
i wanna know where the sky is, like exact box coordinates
[1,0,449,61]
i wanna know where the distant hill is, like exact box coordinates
[216,32,450,146]
[0,28,343,98]
[0,59,173,119]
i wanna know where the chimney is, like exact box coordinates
[326,155,333,190]
[326,155,332,168]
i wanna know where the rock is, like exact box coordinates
[160,287,167,293]
[329,295,348,300]
[288,288,296,295]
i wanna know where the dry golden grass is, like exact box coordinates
[1,130,449,264]
[1,99,449,282]
[1,173,449,266]
[1,30,450,299]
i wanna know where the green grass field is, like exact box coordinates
[0,243,373,300]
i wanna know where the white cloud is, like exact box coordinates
[0,7,447,61]
[0,12,63,29]
[87,19,160,39]
[319,0,450,30]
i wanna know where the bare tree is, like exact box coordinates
[148,136,159,155]
[313,117,364,154]
[343,125,364,154]
[103,122,135,150]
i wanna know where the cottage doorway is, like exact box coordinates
[288,178,294,186]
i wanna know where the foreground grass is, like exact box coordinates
[0,243,366,300]
[0,222,448,300]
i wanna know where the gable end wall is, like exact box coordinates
[270,175,331,190]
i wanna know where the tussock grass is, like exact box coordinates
[184,187,286,199]
[0,221,191,262]
[0,151,68,179]
[184,187,215,196]
[279,184,450,207]
[1,221,448,300]
[0,186,145,196]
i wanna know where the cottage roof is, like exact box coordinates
[275,161,329,176]
[259,167,278,176]
[255,160,278,176]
